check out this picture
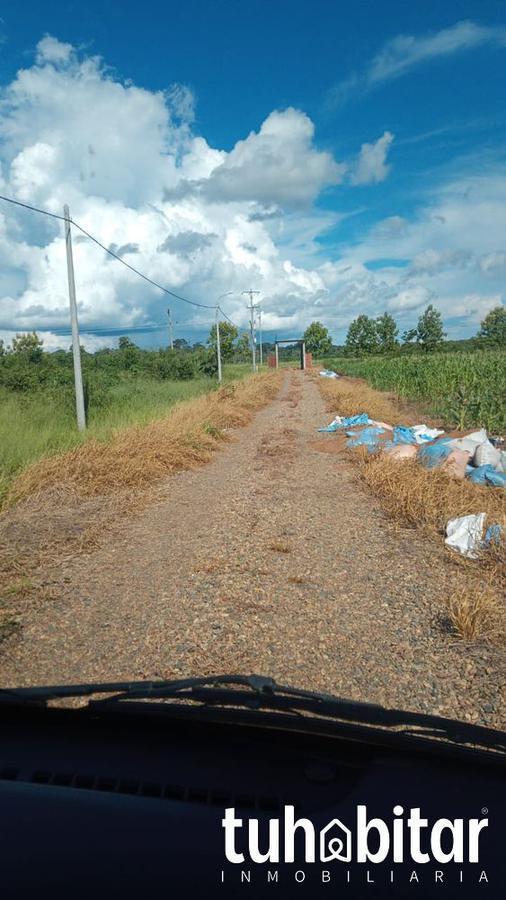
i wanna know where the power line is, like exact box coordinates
[217,305,248,334]
[0,193,66,222]
[0,192,251,334]
[0,193,216,310]
[69,219,217,310]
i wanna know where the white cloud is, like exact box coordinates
[197,108,346,207]
[0,35,504,346]
[0,328,111,352]
[0,39,356,344]
[369,20,506,83]
[327,20,506,108]
[478,251,506,275]
[351,131,394,185]
[387,285,433,312]
[36,35,74,65]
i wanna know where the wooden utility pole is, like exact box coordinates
[63,205,86,431]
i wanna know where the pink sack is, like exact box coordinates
[370,420,393,431]
[383,444,418,461]
[443,448,471,480]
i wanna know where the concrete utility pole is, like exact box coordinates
[242,290,260,372]
[257,307,263,367]
[215,291,235,384]
[215,307,222,384]
[63,205,86,431]
[167,307,174,350]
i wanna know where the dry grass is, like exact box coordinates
[316,375,420,427]
[355,452,505,534]
[0,372,282,641]
[446,585,504,641]
[355,452,505,639]
[7,372,282,504]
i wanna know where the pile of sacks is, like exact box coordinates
[318,416,505,488]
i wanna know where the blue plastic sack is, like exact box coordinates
[319,413,370,432]
[318,421,342,433]
[485,523,503,546]
[418,441,453,468]
[468,465,506,488]
[392,426,417,446]
[346,426,385,452]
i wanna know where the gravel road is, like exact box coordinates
[1,370,504,726]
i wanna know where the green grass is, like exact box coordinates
[319,349,506,432]
[0,371,248,505]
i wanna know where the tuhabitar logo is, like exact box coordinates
[222,805,488,865]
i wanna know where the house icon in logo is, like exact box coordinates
[320,819,352,862]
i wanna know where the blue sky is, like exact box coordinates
[0,1,505,348]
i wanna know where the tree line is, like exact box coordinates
[300,305,505,358]
[0,304,504,398]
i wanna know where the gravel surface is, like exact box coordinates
[1,370,504,727]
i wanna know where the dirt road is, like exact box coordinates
[1,370,504,726]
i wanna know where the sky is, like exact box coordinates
[0,0,505,350]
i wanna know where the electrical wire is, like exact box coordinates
[217,305,249,334]
[0,193,216,310]
[0,192,252,333]
[0,193,66,222]
[70,219,217,310]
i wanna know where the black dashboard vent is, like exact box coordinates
[1,764,284,810]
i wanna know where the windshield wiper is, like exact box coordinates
[1,674,505,758]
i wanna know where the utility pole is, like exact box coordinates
[63,205,86,431]
[215,307,222,384]
[242,289,260,373]
[167,307,174,350]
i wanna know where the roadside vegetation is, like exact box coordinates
[0,328,252,505]
[319,350,506,432]
[313,305,505,432]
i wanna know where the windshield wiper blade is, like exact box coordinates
[1,674,505,755]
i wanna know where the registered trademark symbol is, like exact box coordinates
[482,808,488,816]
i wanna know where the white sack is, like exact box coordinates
[445,513,486,558]
[473,440,502,470]
[411,424,445,444]
[447,428,488,455]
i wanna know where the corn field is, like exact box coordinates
[321,350,506,432]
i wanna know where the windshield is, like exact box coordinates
[0,7,504,742]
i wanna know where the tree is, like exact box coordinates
[118,336,135,350]
[11,331,44,362]
[402,328,417,344]
[302,321,332,357]
[235,333,251,361]
[416,304,446,351]
[376,312,399,353]
[478,306,506,346]
[118,335,139,369]
[208,321,238,360]
[345,315,378,355]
